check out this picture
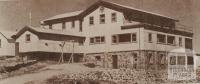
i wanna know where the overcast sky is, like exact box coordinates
[0,0,200,52]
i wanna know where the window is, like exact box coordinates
[95,37,101,43]
[49,24,52,29]
[112,35,117,43]
[167,35,175,45]
[72,21,75,28]
[111,13,117,22]
[148,33,152,43]
[89,16,94,25]
[26,34,31,42]
[62,22,66,29]
[148,53,154,64]
[95,56,101,61]
[112,33,137,43]
[0,39,1,48]
[132,33,137,42]
[99,6,105,12]
[118,33,131,43]
[179,37,182,46]
[177,56,185,65]
[157,34,166,44]
[90,36,105,44]
[185,38,193,49]
[90,38,94,44]
[100,14,105,24]
[159,54,165,64]
[170,56,176,65]
[187,56,194,65]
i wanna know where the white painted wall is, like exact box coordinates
[0,34,15,57]
[16,31,39,53]
[143,29,192,51]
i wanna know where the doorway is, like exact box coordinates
[112,55,118,69]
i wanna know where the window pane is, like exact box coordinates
[0,39,1,48]
[187,56,194,65]
[148,33,152,42]
[89,16,94,25]
[90,38,94,44]
[157,34,166,43]
[95,37,101,43]
[26,34,30,41]
[72,21,75,28]
[177,56,185,65]
[167,36,175,45]
[179,37,182,46]
[62,22,66,29]
[111,13,117,22]
[112,35,117,43]
[118,33,131,42]
[101,37,105,43]
[100,14,105,24]
[132,33,137,42]
[170,56,176,65]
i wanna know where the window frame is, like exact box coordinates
[167,35,176,45]
[71,20,75,28]
[0,39,1,48]
[62,22,66,29]
[100,14,105,24]
[89,16,94,25]
[111,13,117,22]
[157,34,166,44]
[26,34,31,42]
[90,36,105,44]
[49,24,52,29]
[148,33,153,43]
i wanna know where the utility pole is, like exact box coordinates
[58,41,65,64]
[68,40,75,63]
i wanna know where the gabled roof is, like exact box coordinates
[12,26,85,39]
[0,30,15,43]
[43,0,177,24]
[44,10,83,21]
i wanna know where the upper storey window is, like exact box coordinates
[111,13,117,22]
[62,22,66,29]
[89,16,94,25]
[49,24,52,29]
[26,34,31,42]
[167,35,175,45]
[157,34,166,44]
[148,33,152,43]
[179,37,182,46]
[0,39,1,48]
[72,21,75,28]
[100,14,105,24]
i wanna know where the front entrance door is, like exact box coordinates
[112,55,118,69]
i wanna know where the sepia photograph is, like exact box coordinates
[0,0,200,84]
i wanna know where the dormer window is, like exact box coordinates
[100,14,105,24]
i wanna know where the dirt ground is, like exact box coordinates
[0,63,200,84]
[0,63,98,84]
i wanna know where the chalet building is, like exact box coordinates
[0,31,15,59]
[13,0,194,69]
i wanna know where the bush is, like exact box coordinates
[84,63,96,68]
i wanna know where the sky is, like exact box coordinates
[0,0,200,52]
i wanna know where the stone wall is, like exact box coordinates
[84,50,168,70]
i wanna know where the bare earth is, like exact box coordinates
[0,63,95,84]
